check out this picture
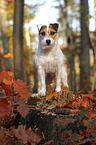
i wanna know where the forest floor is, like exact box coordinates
[0,70,96,145]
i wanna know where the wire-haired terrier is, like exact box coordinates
[35,23,68,96]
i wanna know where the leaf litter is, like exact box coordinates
[0,70,96,145]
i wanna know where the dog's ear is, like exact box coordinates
[37,24,42,31]
[50,23,59,31]
[37,24,47,32]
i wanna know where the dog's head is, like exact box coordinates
[37,23,59,50]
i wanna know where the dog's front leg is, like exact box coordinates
[56,68,61,92]
[38,66,46,96]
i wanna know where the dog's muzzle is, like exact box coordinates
[41,37,55,49]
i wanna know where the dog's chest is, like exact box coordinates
[35,44,64,73]
[40,54,58,73]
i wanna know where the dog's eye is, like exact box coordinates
[50,31,56,35]
[40,32,45,36]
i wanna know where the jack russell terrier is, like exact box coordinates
[35,23,68,96]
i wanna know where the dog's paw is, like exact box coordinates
[56,87,61,92]
[64,84,69,88]
[38,91,46,96]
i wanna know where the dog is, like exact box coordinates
[35,23,68,96]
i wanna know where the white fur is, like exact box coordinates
[35,25,68,96]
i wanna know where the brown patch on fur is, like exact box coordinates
[48,28,57,39]
[39,23,59,39]
[49,23,59,32]
[39,25,47,32]
[39,25,47,39]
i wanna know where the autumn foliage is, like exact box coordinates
[0,69,96,145]
[0,70,44,144]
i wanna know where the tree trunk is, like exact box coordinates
[0,0,12,71]
[80,0,90,90]
[13,0,25,81]
[64,0,76,93]
[95,0,96,31]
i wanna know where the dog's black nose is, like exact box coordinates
[46,39,51,45]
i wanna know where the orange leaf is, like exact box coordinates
[13,79,31,98]
[75,91,86,98]
[62,86,68,92]
[46,91,58,101]
[85,111,96,119]
[7,71,14,77]
[49,85,54,94]
[46,85,58,101]
[3,52,13,58]
[62,101,75,109]
[89,94,96,102]
[3,79,13,85]
[46,94,53,101]
[0,70,11,81]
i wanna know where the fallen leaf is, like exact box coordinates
[28,97,41,102]
[17,104,30,118]
[1,83,14,96]
[46,91,58,101]
[79,138,96,144]
[3,79,13,85]
[27,129,44,144]
[0,70,11,81]
[13,125,44,144]
[13,125,28,144]
[43,140,53,145]
[80,130,87,136]
[49,85,54,94]
[85,111,96,119]
[0,98,12,116]
[13,79,31,98]
[7,71,14,77]
[62,101,75,109]
[62,86,68,91]
[91,128,96,138]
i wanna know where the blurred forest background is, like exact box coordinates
[0,0,96,94]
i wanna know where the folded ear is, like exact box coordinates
[50,23,59,31]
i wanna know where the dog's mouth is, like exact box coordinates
[42,44,53,49]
